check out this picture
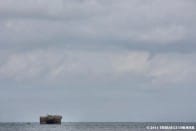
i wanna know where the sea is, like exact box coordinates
[0,122,196,131]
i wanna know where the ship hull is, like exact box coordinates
[40,115,62,124]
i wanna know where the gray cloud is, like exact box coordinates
[0,0,196,51]
[0,48,195,88]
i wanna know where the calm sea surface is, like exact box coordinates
[0,122,196,131]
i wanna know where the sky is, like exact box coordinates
[0,0,196,122]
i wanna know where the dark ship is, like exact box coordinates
[40,115,62,124]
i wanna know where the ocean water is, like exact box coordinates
[0,122,195,131]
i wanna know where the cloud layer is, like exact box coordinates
[0,0,196,50]
[0,49,196,88]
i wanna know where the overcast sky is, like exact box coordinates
[0,0,196,122]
